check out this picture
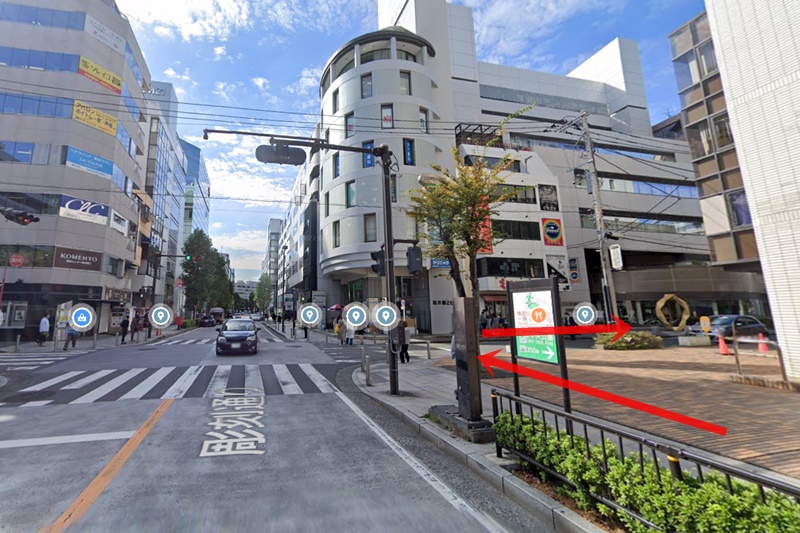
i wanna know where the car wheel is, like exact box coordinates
[216,348,222,355]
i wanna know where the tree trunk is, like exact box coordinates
[448,255,467,297]
[468,253,482,354]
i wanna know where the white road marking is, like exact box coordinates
[148,340,168,346]
[179,339,197,345]
[299,364,337,393]
[335,391,508,533]
[0,358,67,363]
[162,366,203,398]
[196,339,212,345]
[20,400,53,407]
[164,339,184,346]
[118,367,175,400]
[22,371,85,392]
[202,365,232,398]
[6,366,42,370]
[273,364,302,395]
[244,365,262,397]
[70,368,146,404]
[61,369,116,390]
[0,432,136,449]
[265,329,284,343]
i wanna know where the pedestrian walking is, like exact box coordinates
[132,316,142,342]
[564,311,577,340]
[120,316,129,344]
[345,323,355,345]
[63,325,78,350]
[397,320,409,363]
[37,312,50,346]
[336,316,346,345]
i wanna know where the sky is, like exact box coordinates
[115,0,706,282]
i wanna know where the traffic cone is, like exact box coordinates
[718,336,731,356]
[758,333,770,353]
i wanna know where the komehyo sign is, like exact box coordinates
[53,247,103,271]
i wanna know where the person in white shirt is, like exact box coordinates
[37,312,50,346]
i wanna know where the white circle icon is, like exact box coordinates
[573,302,597,326]
[68,304,97,333]
[148,304,174,328]
[299,303,323,328]
[343,303,369,330]
[371,302,401,331]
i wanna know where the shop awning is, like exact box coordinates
[482,295,507,302]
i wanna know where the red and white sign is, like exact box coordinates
[9,254,24,268]
[176,278,184,288]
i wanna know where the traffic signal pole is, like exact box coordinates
[377,146,399,395]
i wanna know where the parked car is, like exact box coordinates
[704,315,768,342]
[216,319,260,355]
[199,316,216,327]
[685,315,719,336]
[250,313,261,321]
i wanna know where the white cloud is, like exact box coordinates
[212,230,269,254]
[117,0,254,41]
[163,67,193,81]
[212,81,238,102]
[213,45,228,61]
[250,77,280,105]
[212,222,224,228]
[284,66,323,97]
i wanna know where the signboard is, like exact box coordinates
[65,146,113,179]
[104,288,130,302]
[72,100,117,136]
[431,258,451,269]
[59,194,109,225]
[546,255,571,291]
[609,244,623,270]
[55,300,73,343]
[84,14,125,54]
[569,257,580,283]
[542,218,564,246]
[78,56,122,94]
[53,246,103,271]
[312,291,326,308]
[9,253,24,267]
[511,289,559,364]
[700,316,711,333]
[539,184,560,212]
[110,210,128,234]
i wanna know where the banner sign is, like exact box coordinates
[569,257,580,283]
[539,184,560,212]
[59,194,109,225]
[78,56,122,94]
[65,146,113,179]
[542,218,564,246]
[546,255,571,291]
[84,14,125,54]
[73,100,117,136]
[53,246,103,271]
[431,258,451,268]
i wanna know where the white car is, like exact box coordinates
[250,314,261,321]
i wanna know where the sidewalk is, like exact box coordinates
[0,324,187,354]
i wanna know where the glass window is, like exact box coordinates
[55,97,73,118]
[332,89,338,114]
[28,50,46,70]
[0,46,11,66]
[698,41,717,77]
[345,112,355,138]
[0,4,22,22]
[713,113,734,148]
[686,120,714,159]
[691,13,711,44]
[11,47,29,68]
[381,104,393,129]
[3,94,22,114]
[400,71,411,96]
[13,142,33,163]
[18,5,36,25]
[45,51,62,71]
[346,180,356,208]
[324,192,329,217]
[34,7,53,26]
[333,152,340,178]
[403,138,415,165]
[363,141,374,167]
[68,11,85,31]
[51,9,69,28]
[20,95,39,115]
[419,108,428,133]
[728,191,752,227]
[669,26,693,58]
[333,220,340,248]
[0,141,16,162]
[397,50,416,62]
[61,53,78,72]
[364,213,377,242]
[361,74,372,98]
[673,50,700,91]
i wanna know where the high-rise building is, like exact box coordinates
[263,218,282,314]
[704,0,800,379]
[180,138,211,238]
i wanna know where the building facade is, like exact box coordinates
[234,280,257,302]
[0,0,187,340]
[179,138,211,239]
[262,218,282,314]
[704,0,800,378]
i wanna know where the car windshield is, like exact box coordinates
[223,321,255,331]
[711,316,736,325]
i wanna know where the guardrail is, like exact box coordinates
[492,388,800,531]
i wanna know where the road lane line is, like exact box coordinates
[196,339,212,345]
[164,339,184,345]
[202,365,232,397]
[148,340,168,346]
[265,329,284,342]
[39,399,173,533]
[20,400,53,407]
[334,391,507,533]
[180,339,197,345]
[298,364,337,393]
[61,369,116,390]
[244,365,262,396]
[273,364,302,395]
[21,371,85,392]
[161,366,202,398]
[118,367,175,400]
[70,369,146,404]
[0,431,135,449]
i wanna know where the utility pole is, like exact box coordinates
[580,112,619,320]
[376,145,399,395]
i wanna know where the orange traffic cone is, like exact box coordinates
[719,336,731,356]
[758,333,770,353]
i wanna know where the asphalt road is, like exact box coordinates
[0,325,549,532]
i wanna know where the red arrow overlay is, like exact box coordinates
[479,350,727,436]
[483,315,633,343]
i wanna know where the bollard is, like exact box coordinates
[15,334,21,352]
[373,330,377,345]
[667,455,682,481]
[492,393,502,458]
[425,340,431,359]
[365,355,371,386]
[92,330,97,349]
[361,346,366,372]
[115,332,119,346]
[326,332,329,344]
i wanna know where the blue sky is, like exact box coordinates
[116,0,706,282]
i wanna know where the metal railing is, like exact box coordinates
[492,388,800,531]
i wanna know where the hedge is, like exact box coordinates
[494,412,800,532]
[594,331,663,350]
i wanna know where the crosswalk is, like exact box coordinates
[3,364,337,407]
[148,331,284,347]
[0,351,92,371]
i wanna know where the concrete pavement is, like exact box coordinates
[0,324,188,354]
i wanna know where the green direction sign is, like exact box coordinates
[511,289,558,365]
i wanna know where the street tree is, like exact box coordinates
[253,272,272,312]
[181,229,215,311]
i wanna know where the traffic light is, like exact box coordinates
[370,250,385,276]
[255,144,307,166]
[3,207,40,225]
[406,246,423,275]
[184,255,204,262]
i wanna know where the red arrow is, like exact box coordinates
[479,350,727,436]
[482,315,632,343]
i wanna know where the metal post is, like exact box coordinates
[365,355,372,386]
[426,340,431,359]
[492,393,502,458]
[15,334,20,352]
[53,331,57,352]
[92,330,97,349]
[731,323,743,375]
[378,145,399,395]
[115,332,119,346]
[373,329,377,344]
[667,455,682,481]
[361,345,366,372]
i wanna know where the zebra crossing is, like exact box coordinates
[0,351,92,371]
[2,363,337,407]
[148,330,284,347]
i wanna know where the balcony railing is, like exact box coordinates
[455,123,504,149]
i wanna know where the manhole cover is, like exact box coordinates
[3,391,56,403]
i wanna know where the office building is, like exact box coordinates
[262,218,282,314]
[180,138,211,238]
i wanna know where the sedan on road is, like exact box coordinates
[216,319,260,355]
[199,316,216,327]
[706,315,768,342]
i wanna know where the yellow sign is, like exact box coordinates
[700,316,711,333]
[78,56,122,94]
[72,100,117,136]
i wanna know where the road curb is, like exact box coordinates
[350,368,605,533]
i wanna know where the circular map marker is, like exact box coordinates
[148,304,174,328]
[68,303,97,333]
[371,302,400,331]
[573,302,598,326]
[299,303,323,328]
[343,302,369,330]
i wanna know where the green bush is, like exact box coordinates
[182,319,196,329]
[494,412,800,532]
[594,331,663,350]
